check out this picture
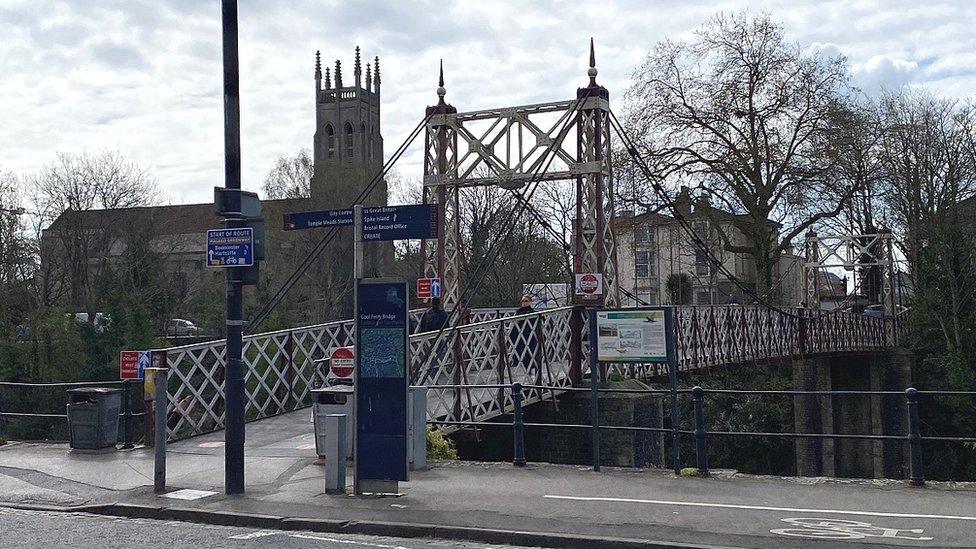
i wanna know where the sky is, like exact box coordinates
[1,0,975,206]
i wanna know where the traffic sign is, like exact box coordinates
[283,209,354,231]
[330,347,355,378]
[206,228,254,267]
[120,350,150,380]
[575,273,604,296]
[416,277,442,299]
[361,204,438,241]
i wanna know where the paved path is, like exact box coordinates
[1,411,974,548]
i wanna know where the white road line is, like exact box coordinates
[228,530,278,540]
[543,494,976,522]
[289,533,413,548]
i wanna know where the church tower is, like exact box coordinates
[311,47,385,209]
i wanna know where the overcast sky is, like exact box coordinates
[2,0,974,206]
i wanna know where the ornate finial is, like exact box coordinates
[587,37,598,86]
[335,59,343,88]
[325,66,331,89]
[374,56,380,85]
[436,59,446,103]
[366,63,372,91]
[355,46,361,74]
[315,50,321,79]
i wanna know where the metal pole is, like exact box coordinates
[588,309,600,472]
[121,380,134,449]
[512,382,526,467]
[692,386,709,476]
[354,204,364,279]
[221,0,245,495]
[152,368,168,493]
[666,308,680,475]
[906,388,925,487]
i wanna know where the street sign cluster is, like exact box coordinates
[416,277,442,300]
[283,203,439,241]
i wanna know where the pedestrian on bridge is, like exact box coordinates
[511,294,539,377]
[418,297,448,333]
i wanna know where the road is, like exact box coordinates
[0,507,530,549]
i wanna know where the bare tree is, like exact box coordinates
[626,12,856,299]
[262,148,314,199]
[27,151,158,314]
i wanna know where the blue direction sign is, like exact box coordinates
[362,204,438,241]
[206,228,254,267]
[283,209,354,231]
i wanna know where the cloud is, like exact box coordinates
[853,54,920,95]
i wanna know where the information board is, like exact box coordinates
[206,228,254,267]
[594,308,672,363]
[120,350,150,380]
[355,278,409,483]
[361,204,438,241]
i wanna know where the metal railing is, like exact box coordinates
[155,305,894,441]
[425,382,975,486]
[0,380,145,447]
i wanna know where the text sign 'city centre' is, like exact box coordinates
[362,204,438,241]
[283,209,353,231]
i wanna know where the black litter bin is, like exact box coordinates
[66,388,122,450]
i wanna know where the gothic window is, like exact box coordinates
[344,122,354,157]
[326,125,335,157]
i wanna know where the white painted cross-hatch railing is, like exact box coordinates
[159,305,892,441]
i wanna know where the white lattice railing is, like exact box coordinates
[159,305,890,440]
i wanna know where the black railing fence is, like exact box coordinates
[0,380,145,447]
[426,383,976,486]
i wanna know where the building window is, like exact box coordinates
[692,220,711,240]
[344,122,354,157]
[326,125,335,157]
[635,250,655,278]
[634,224,653,245]
[695,290,713,305]
[695,249,710,276]
[638,292,657,306]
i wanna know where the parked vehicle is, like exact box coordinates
[863,304,907,318]
[165,318,199,337]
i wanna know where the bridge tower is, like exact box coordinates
[421,41,619,312]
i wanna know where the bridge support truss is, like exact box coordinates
[803,229,899,344]
[421,42,618,312]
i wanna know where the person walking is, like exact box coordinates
[511,294,539,375]
[418,297,448,333]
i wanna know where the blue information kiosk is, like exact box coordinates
[354,278,410,495]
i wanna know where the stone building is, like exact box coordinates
[40,48,388,327]
[615,188,803,306]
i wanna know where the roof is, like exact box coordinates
[45,198,311,237]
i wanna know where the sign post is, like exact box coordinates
[416,277,441,300]
[354,278,410,495]
[589,307,677,474]
[206,228,254,267]
[119,350,150,381]
[329,347,355,379]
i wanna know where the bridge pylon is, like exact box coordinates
[421,41,620,311]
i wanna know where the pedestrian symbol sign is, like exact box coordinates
[417,277,441,300]
[206,228,254,267]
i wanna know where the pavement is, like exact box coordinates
[1,410,975,549]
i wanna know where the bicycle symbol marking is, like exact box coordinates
[770,517,934,541]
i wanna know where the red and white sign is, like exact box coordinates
[120,350,149,381]
[575,273,604,296]
[330,347,355,378]
[416,277,441,300]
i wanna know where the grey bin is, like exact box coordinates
[66,387,122,450]
[311,386,354,460]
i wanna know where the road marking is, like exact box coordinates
[289,533,412,548]
[543,495,976,522]
[771,518,933,541]
[160,488,218,500]
[228,530,278,540]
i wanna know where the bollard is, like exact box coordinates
[692,386,709,477]
[121,380,134,449]
[324,414,347,494]
[148,367,168,493]
[906,388,925,487]
[512,383,526,467]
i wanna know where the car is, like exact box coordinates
[863,304,907,318]
[166,318,199,337]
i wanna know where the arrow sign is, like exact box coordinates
[206,228,254,267]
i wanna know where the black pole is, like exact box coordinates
[121,380,133,449]
[666,309,680,475]
[692,386,709,476]
[588,308,600,472]
[906,387,925,487]
[221,0,245,495]
[512,382,526,467]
